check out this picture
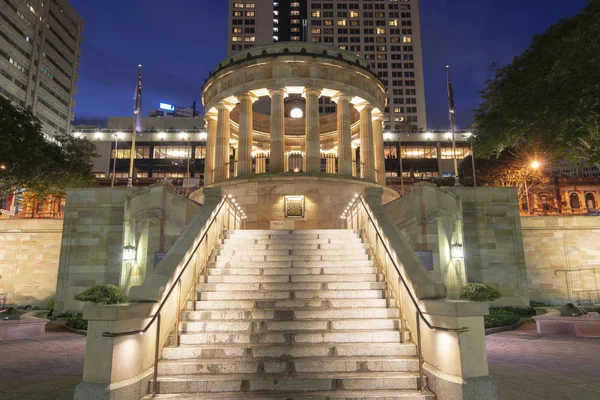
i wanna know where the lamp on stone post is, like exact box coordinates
[524,160,541,215]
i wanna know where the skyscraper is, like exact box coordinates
[227,0,427,132]
[0,0,83,136]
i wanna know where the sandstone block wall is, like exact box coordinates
[448,187,530,306]
[54,188,136,311]
[0,219,63,305]
[195,175,399,230]
[521,216,600,305]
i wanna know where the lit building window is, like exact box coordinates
[376,28,386,34]
[337,19,347,26]
[403,36,413,43]
[312,11,321,17]
[349,11,359,18]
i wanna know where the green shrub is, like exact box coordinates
[494,306,535,317]
[530,300,552,308]
[74,284,128,305]
[459,283,501,302]
[66,313,88,330]
[484,308,521,329]
[47,298,55,311]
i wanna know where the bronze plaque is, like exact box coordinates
[285,196,305,218]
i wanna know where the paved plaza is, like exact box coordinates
[0,327,85,400]
[0,322,598,399]
[487,321,600,400]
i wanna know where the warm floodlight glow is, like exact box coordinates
[451,243,464,259]
[123,244,137,262]
[531,161,541,169]
[290,108,303,119]
[383,132,393,141]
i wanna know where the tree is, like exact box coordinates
[459,150,550,199]
[0,96,98,199]
[473,1,600,165]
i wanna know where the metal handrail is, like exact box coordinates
[355,197,468,333]
[347,196,468,392]
[101,198,228,338]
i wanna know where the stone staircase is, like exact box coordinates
[148,229,435,399]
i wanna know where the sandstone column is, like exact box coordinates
[303,87,322,173]
[204,114,217,185]
[236,93,256,177]
[358,104,376,182]
[372,115,385,185]
[333,94,353,176]
[214,103,233,182]
[268,88,286,173]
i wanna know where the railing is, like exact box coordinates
[101,193,244,394]
[343,194,467,392]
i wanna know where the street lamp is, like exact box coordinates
[524,160,541,215]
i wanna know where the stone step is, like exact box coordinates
[206,267,378,277]
[157,356,419,375]
[197,290,385,301]
[152,372,421,394]
[225,234,358,241]
[215,254,371,262]
[228,229,362,235]
[217,249,369,256]
[161,343,416,361]
[219,243,369,251]
[204,273,383,284]
[175,330,402,345]
[180,319,399,333]
[145,390,435,400]
[246,239,360,245]
[186,298,392,310]
[195,281,387,292]
[180,307,400,322]
[208,260,376,269]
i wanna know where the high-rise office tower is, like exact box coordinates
[227,0,427,132]
[0,0,83,135]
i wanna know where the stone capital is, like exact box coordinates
[268,88,287,98]
[236,92,259,104]
[355,102,374,113]
[217,101,237,112]
[301,87,323,99]
[330,93,353,104]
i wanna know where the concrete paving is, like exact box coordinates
[487,321,600,400]
[0,327,85,400]
[1,321,599,400]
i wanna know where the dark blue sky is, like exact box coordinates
[71,0,588,129]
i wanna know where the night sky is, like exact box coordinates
[70,0,588,130]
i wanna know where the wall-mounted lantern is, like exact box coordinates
[123,244,137,262]
[451,242,464,259]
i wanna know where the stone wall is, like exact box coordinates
[0,219,63,305]
[382,182,465,298]
[448,187,530,306]
[194,175,399,230]
[55,184,200,312]
[384,183,529,305]
[521,216,600,305]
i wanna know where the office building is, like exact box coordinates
[0,0,83,135]
[228,0,427,132]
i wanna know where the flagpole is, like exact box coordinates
[446,65,460,187]
[128,64,142,188]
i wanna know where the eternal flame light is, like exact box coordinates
[290,108,303,119]
[123,244,137,262]
[451,243,464,259]
[531,161,541,169]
